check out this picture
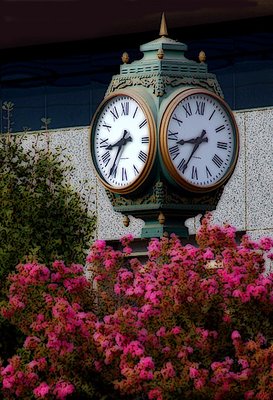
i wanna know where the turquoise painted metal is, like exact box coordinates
[103,15,225,238]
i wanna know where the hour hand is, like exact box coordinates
[177,138,198,145]
[106,130,132,150]
[177,133,208,146]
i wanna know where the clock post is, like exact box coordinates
[89,13,239,239]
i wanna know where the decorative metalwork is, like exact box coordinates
[107,178,224,210]
[106,73,223,98]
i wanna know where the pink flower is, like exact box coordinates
[139,369,153,380]
[161,362,176,378]
[203,249,214,260]
[2,376,15,389]
[223,314,231,323]
[231,330,241,340]
[244,390,255,399]
[194,377,205,390]
[33,382,50,398]
[104,259,114,270]
[2,364,15,376]
[259,237,273,251]
[124,341,144,357]
[120,234,134,247]
[94,360,103,372]
[94,240,106,251]
[171,326,182,335]
[123,246,132,254]
[162,346,170,354]
[148,388,163,400]
[24,336,41,350]
[53,381,74,399]
[156,326,166,337]
[9,295,25,310]
[138,356,154,370]
[114,284,121,294]
[189,366,199,378]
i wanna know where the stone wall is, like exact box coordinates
[18,106,273,241]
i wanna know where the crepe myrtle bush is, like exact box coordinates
[0,133,96,360]
[1,215,273,399]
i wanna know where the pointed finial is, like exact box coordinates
[157,48,164,60]
[199,50,206,63]
[158,212,165,225]
[159,12,168,37]
[122,52,130,64]
[123,215,130,227]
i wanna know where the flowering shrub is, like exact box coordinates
[1,215,273,399]
[0,260,100,399]
[88,216,273,400]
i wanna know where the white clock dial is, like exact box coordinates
[160,89,239,192]
[90,92,156,194]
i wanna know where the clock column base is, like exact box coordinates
[141,219,189,239]
[141,221,189,239]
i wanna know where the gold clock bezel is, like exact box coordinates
[159,88,240,193]
[89,90,157,195]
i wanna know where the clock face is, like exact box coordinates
[90,92,156,194]
[160,89,239,192]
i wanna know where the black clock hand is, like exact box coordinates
[109,130,132,177]
[177,137,208,145]
[106,132,132,150]
[109,146,122,177]
[182,130,207,173]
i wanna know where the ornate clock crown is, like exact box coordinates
[107,13,223,98]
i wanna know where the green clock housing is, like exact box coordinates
[89,14,240,238]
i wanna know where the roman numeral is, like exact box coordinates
[110,106,119,120]
[177,158,186,171]
[206,166,212,178]
[99,138,109,148]
[139,119,147,129]
[217,141,228,150]
[172,114,183,126]
[133,106,138,118]
[122,167,128,181]
[138,150,147,163]
[121,102,129,115]
[101,151,111,166]
[209,110,216,120]
[133,164,139,175]
[102,122,111,132]
[168,130,178,141]
[169,145,180,160]
[215,125,225,133]
[195,101,205,115]
[141,136,149,143]
[183,103,192,118]
[212,154,223,168]
[191,166,198,180]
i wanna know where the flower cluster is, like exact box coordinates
[1,260,98,399]
[1,215,273,399]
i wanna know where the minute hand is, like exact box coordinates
[109,130,131,177]
[182,130,207,173]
